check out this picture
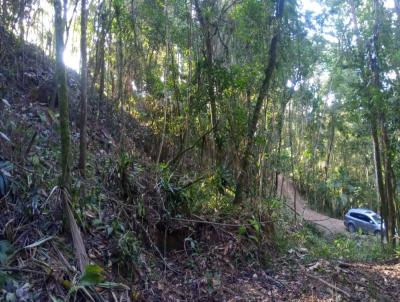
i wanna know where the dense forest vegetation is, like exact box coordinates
[0,0,399,301]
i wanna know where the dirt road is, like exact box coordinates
[276,174,346,235]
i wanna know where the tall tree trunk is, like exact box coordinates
[288,100,297,222]
[369,0,397,246]
[114,2,124,152]
[18,1,25,40]
[371,119,388,241]
[324,112,335,182]
[233,0,285,204]
[90,1,106,108]
[1,0,7,28]
[379,112,397,247]
[54,0,88,273]
[193,0,221,165]
[55,0,71,188]
[257,103,268,197]
[273,90,290,196]
[79,0,88,177]
[182,0,193,154]
[157,0,169,165]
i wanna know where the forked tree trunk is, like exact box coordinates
[233,0,285,204]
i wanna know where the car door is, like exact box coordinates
[350,213,362,230]
[357,214,373,233]
[363,215,376,233]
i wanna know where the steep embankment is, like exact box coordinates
[277,174,346,235]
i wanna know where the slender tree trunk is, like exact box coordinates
[193,0,221,165]
[54,0,88,273]
[379,113,397,247]
[55,0,71,188]
[1,0,7,28]
[257,104,268,197]
[233,0,285,204]
[369,0,397,246]
[371,119,388,241]
[18,1,25,40]
[90,1,106,104]
[79,0,88,177]
[273,91,290,196]
[182,0,193,160]
[289,100,297,223]
[324,113,335,182]
[157,0,169,165]
[114,3,124,152]
[170,46,184,154]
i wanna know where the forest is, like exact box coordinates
[0,0,399,301]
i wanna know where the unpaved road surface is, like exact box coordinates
[277,174,346,235]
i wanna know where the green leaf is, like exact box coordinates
[0,240,13,265]
[0,173,10,197]
[0,271,12,287]
[238,225,246,236]
[80,264,105,285]
[31,155,40,166]
[249,235,259,243]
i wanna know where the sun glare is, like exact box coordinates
[24,0,81,72]
[63,47,80,71]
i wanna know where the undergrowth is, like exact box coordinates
[276,216,394,262]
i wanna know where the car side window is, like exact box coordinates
[358,214,371,223]
[349,213,370,222]
[349,213,358,219]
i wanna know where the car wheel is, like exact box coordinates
[374,230,381,236]
[348,224,356,233]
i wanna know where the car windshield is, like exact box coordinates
[371,214,382,224]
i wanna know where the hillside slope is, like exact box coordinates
[1,27,399,302]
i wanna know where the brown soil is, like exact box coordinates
[277,174,346,235]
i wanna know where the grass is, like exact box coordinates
[276,215,394,262]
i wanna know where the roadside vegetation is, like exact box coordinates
[0,0,399,301]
